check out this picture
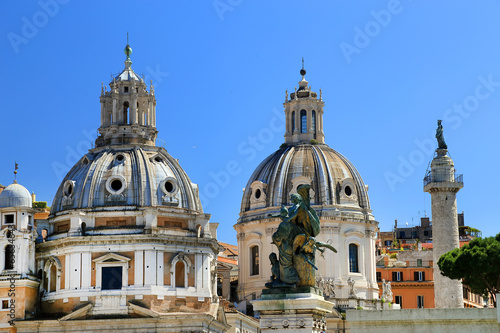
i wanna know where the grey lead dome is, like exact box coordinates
[0,183,32,208]
[50,146,202,216]
[240,143,372,222]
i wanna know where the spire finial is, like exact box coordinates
[14,161,18,183]
[300,57,306,77]
[124,33,133,69]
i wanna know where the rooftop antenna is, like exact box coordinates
[14,161,18,183]
[302,57,304,70]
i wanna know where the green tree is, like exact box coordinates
[437,234,500,306]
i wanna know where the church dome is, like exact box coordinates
[240,143,371,220]
[235,67,378,304]
[50,42,202,216]
[238,67,373,223]
[0,182,32,208]
[50,145,202,216]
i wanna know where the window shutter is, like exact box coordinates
[392,271,397,281]
[414,271,418,281]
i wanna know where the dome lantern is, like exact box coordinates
[284,64,325,144]
[95,42,158,147]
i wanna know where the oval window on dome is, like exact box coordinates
[63,180,75,197]
[345,185,352,197]
[164,181,174,193]
[255,188,261,199]
[155,156,163,163]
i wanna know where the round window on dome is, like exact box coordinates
[105,175,127,195]
[345,185,352,197]
[115,154,125,163]
[111,179,123,191]
[155,156,163,163]
[160,178,178,196]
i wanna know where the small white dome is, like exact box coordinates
[0,183,32,208]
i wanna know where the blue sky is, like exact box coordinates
[1,1,500,244]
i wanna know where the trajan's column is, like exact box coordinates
[424,120,464,308]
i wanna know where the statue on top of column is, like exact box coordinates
[436,119,447,150]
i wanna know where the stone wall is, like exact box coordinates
[347,306,500,333]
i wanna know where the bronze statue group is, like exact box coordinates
[266,184,336,289]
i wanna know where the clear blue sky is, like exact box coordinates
[1,1,500,245]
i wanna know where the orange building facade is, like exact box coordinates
[376,249,491,309]
[377,253,435,309]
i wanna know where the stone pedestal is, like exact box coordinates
[252,287,333,333]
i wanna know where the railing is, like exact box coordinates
[423,171,431,187]
[423,172,463,187]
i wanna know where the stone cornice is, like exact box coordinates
[424,181,463,193]
[387,281,434,288]
[36,234,220,255]
[50,206,207,221]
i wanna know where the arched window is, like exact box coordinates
[300,109,307,133]
[123,102,129,124]
[143,111,148,126]
[5,245,14,270]
[43,257,63,294]
[175,261,185,287]
[291,111,295,133]
[312,110,316,136]
[349,244,359,273]
[250,246,259,276]
[217,275,223,296]
[196,224,203,238]
[49,264,57,292]
[170,253,191,288]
